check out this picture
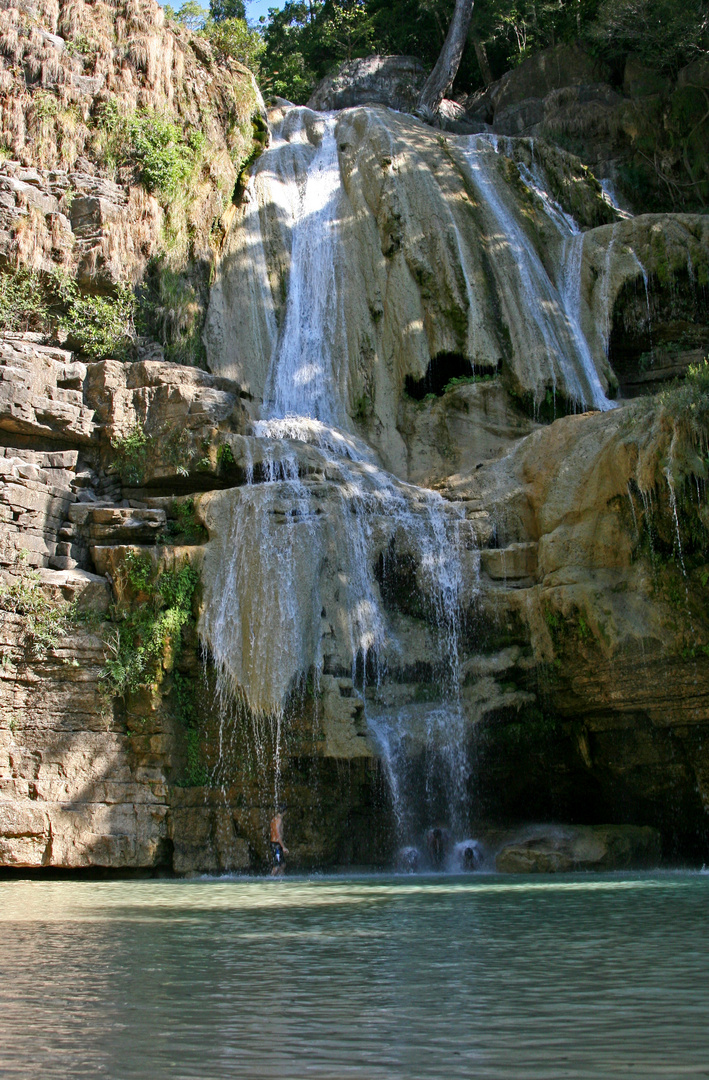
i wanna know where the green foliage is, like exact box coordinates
[170,1,208,29]
[137,259,207,368]
[588,0,708,74]
[210,0,246,22]
[0,552,76,658]
[659,359,709,444]
[0,267,50,333]
[0,266,135,358]
[217,443,236,468]
[101,552,200,700]
[60,282,136,359]
[172,671,210,786]
[110,422,152,486]
[443,374,495,392]
[158,499,209,544]
[128,111,204,200]
[203,17,265,69]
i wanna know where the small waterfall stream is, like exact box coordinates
[461,135,616,412]
[199,106,621,861]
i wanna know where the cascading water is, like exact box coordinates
[199,106,625,865]
[199,107,473,854]
[462,135,616,413]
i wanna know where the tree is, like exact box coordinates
[417,0,474,115]
[209,0,247,22]
[171,0,208,30]
[203,16,266,69]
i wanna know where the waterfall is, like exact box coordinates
[461,135,616,412]
[200,108,472,842]
[199,105,623,857]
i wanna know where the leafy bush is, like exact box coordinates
[60,282,136,359]
[659,358,709,444]
[0,552,76,658]
[588,0,709,74]
[0,267,50,333]
[110,423,152,486]
[101,552,200,699]
[158,498,208,544]
[203,16,265,69]
[128,112,204,199]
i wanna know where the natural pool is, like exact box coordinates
[2,873,708,1079]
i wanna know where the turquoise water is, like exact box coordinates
[1,873,709,1078]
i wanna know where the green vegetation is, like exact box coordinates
[110,423,152,486]
[0,552,77,658]
[60,282,136,359]
[443,373,495,392]
[0,267,51,333]
[257,0,708,104]
[172,671,210,786]
[659,359,709,445]
[0,265,136,358]
[100,551,200,700]
[164,0,264,72]
[158,499,209,544]
[130,112,205,200]
[137,259,207,368]
[217,442,236,469]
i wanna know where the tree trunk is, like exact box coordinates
[472,35,493,86]
[417,0,475,116]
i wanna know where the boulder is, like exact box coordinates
[308,55,426,113]
[495,824,661,872]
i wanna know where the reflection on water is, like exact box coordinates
[2,873,709,1079]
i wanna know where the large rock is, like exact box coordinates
[495,824,661,872]
[308,55,426,113]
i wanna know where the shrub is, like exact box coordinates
[659,359,709,445]
[0,552,76,657]
[203,17,265,71]
[0,267,50,333]
[128,112,203,200]
[101,552,199,699]
[60,283,136,359]
[110,422,152,486]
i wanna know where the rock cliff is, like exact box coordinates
[1,16,709,874]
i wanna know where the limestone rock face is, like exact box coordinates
[308,55,426,113]
[0,0,263,286]
[0,336,93,444]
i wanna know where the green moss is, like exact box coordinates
[136,258,207,368]
[172,670,209,787]
[158,499,208,545]
[659,359,709,445]
[443,374,494,392]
